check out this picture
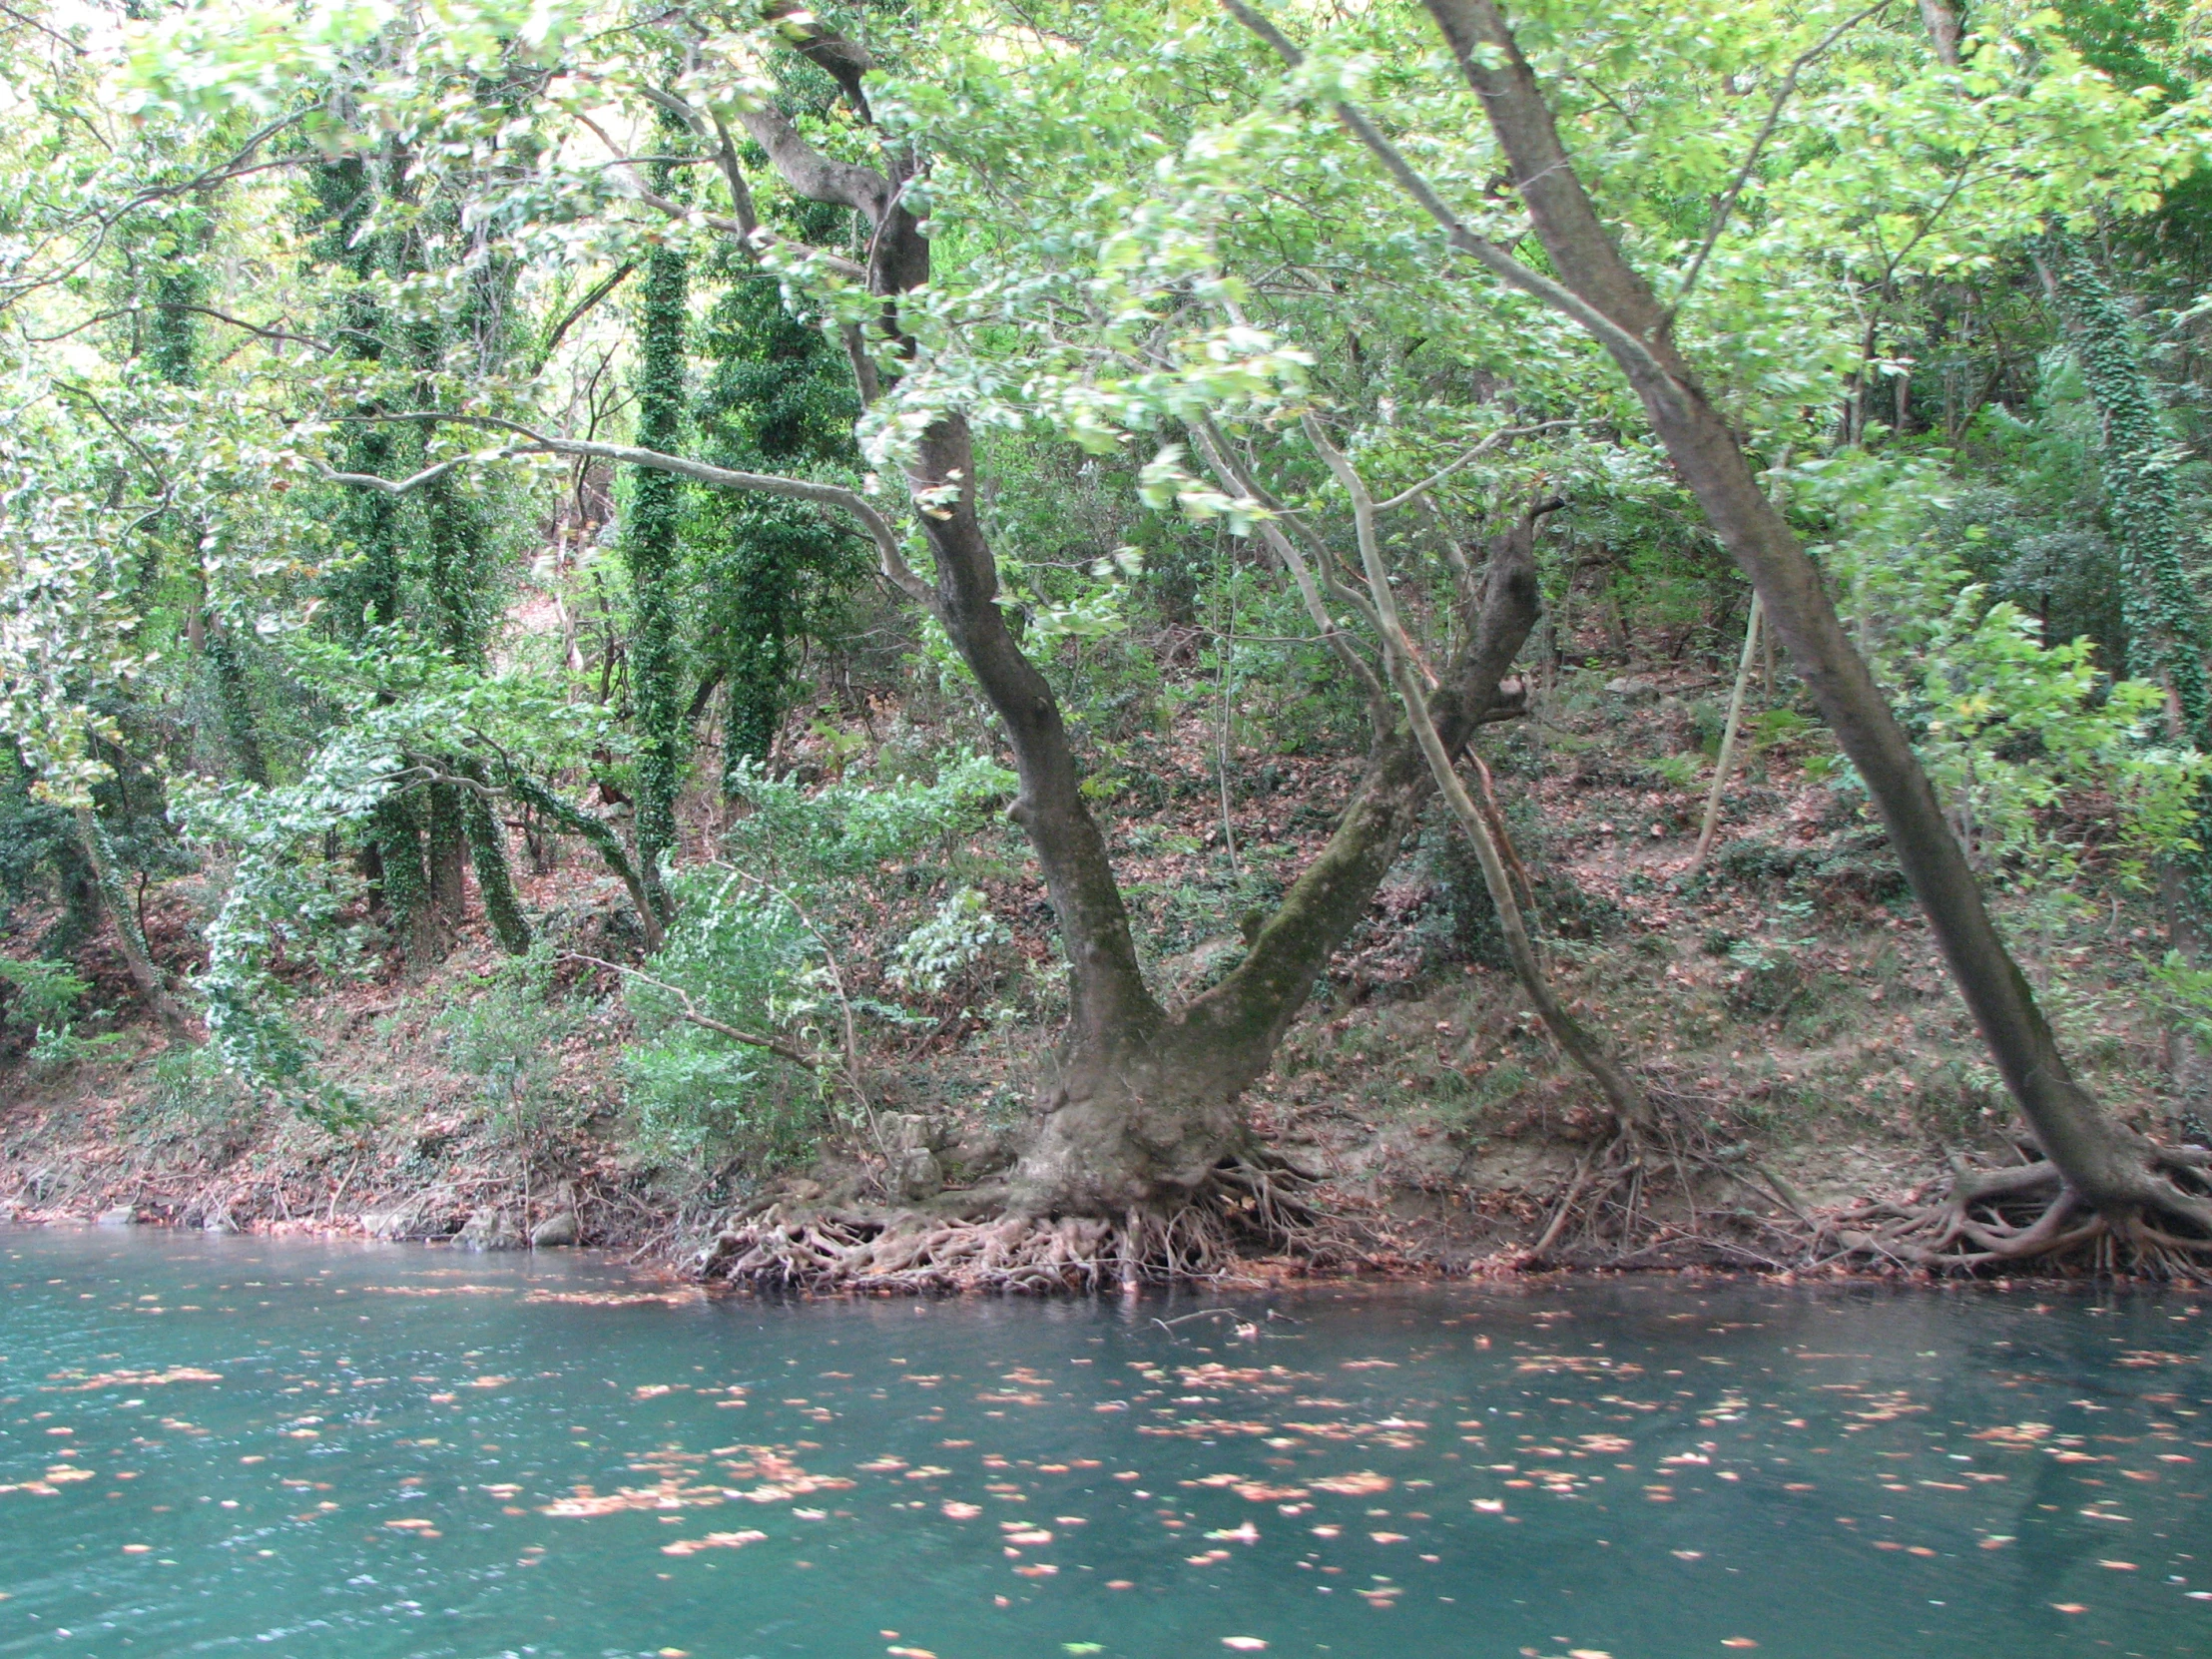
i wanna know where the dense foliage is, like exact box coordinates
[1,0,2209,1223]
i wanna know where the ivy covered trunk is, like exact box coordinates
[693,213,862,787]
[2040,228,2212,1112]
[624,119,692,918]
[312,150,443,962]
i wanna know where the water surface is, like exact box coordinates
[1,1228,2207,1658]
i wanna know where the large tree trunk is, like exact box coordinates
[719,18,1552,1213]
[1010,507,1544,1212]
[1412,0,2211,1247]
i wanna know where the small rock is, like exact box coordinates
[202,1208,240,1235]
[529,1211,580,1249]
[1605,675,1659,702]
[96,1205,138,1227]
[882,1112,936,1152]
[456,1206,524,1252]
[888,1147,943,1203]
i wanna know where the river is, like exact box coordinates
[0,1228,2205,1657]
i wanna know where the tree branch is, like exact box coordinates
[571,102,867,280]
[533,262,635,371]
[325,410,936,608]
[1374,418,1579,511]
[562,950,825,1069]
[1221,0,1691,414]
[1670,0,1895,318]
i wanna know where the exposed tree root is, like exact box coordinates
[690,1152,1366,1294]
[1818,1146,2212,1282]
[1507,1078,1804,1270]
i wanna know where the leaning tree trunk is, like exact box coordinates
[1397,0,2212,1254]
[74,807,190,1036]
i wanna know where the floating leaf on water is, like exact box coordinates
[1309,1472,1390,1496]
[1221,1640,1268,1651]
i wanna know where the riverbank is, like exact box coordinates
[2,662,2196,1282]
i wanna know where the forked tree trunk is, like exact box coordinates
[1012,507,1545,1211]
[74,807,190,1037]
[670,26,1544,1217]
[1409,0,2210,1240]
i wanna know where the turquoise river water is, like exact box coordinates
[0,1227,2206,1658]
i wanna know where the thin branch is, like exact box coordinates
[1300,409,1650,1128]
[1670,0,1895,316]
[0,2,85,55]
[325,409,937,608]
[532,262,635,370]
[1185,416,1391,722]
[28,302,328,349]
[570,102,866,280]
[1222,0,1690,413]
[314,454,496,495]
[53,381,163,478]
[1374,418,1578,510]
[562,951,825,1069]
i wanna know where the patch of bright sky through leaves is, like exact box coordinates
[0,1228,2207,1658]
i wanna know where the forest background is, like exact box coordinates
[3,0,2212,1284]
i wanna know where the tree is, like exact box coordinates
[73,0,2211,1279]
[1238,0,2208,1264]
[691,211,865,784]
[624,110,693,919]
